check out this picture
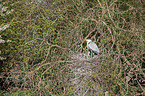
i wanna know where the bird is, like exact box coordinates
[85,39,99,55]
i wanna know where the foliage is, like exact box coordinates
[0,0,144,95]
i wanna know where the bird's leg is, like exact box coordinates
[91,50,94,58]
[88,50,90,57]
[88,50,93,58]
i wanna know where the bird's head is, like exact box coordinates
[84,39,92,43]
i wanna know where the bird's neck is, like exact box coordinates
[87,42,91,45]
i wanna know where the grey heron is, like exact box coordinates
[85,39,99,54]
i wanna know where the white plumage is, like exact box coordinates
[85,39,99,54]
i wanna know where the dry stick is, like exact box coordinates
[41,60,73,76]
[137,80,145,93]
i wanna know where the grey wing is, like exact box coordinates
[88,42,99,54]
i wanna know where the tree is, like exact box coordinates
[0,0,144,95]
